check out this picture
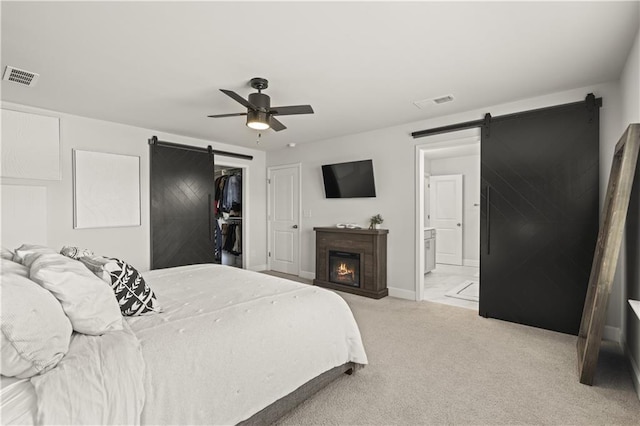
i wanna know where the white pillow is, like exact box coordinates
[1,247,14,260]
[12,244,57,267]
[0,259,73,378]
[29,253,123,335]
[1,257,28,278]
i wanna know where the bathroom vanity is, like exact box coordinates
[424,227,436,274]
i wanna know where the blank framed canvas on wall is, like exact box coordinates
[73,150,140,229]
[1,185,48,249]
[1,109,60,180]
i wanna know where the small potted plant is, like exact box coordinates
[369,214,384,230]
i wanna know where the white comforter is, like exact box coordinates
[30,321,145,425]
[129,264,367,425]
[28,265,367,425]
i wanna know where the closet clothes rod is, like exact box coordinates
[221,218,243,223]
[148,136,253,160]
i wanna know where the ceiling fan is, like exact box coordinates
[207,77,314,132]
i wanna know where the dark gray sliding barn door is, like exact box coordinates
[150,144,215,269]
[479,99,600,335]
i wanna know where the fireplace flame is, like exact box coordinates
[337,262,355,281]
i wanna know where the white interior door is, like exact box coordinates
[268,165,300,275]
[429,174,463,265]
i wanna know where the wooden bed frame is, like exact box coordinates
[240,362,361,425]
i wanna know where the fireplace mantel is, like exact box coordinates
[313,227,388,299]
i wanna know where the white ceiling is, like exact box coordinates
[2,1,638,151]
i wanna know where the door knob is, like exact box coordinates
[457,223,462,227]
[292,225,298,229]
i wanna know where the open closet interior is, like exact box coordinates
[214,165,243,268]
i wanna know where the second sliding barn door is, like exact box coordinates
[479,98,600,335]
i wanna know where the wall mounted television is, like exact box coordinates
[321,159,376,198]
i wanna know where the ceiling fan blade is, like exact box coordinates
[207,112,248,118]
[270,116,287,132]
[220,89,257,110]
[269,105,314,116]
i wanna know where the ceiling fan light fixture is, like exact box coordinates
[246,110,270,130]
[209,78,313,132]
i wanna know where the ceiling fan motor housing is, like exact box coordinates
[248,92,270,110]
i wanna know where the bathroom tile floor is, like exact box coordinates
[423,263,479,311]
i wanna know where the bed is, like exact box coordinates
[1,246,368,425]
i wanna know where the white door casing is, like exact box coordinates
[429,174,463,265]
[268,164,301,275]
[416,135,480,301]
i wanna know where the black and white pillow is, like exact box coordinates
[80,256,161,316]
[60,246,94,260]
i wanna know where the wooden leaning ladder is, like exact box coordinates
[578,123,640,385]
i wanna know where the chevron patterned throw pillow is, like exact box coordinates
[80,256,160,316]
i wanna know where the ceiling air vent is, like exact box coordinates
[432,95,454,104]
[3,66,39,87]
[413,94,455,109]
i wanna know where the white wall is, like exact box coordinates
[429,154,480,265]
[0,102,268,272]
[620,28,640,398]
[267,80,624,331]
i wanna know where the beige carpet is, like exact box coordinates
[261,272,640,425]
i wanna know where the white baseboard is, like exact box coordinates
[603,326,623,345]
[248,264,267,272]
[463,259,480,267]
[300,270,315,280]
[626,344,640,401]
[388,287,415,300]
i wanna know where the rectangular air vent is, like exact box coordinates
[413,94,455,109]
[433,95,454,104]
[3,66,39,87]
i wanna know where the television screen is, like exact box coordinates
[321,159,376,198]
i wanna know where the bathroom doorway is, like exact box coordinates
[415,131,480,310]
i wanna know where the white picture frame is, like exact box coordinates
[1,109,61,180]
[73,149,141,229]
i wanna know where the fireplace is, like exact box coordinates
[314,227,388,299]
[329,251,360,287]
